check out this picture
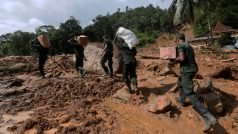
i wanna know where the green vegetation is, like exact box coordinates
[0,1,238,56]
[217,33,236,47]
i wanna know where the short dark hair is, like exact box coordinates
[176,33,185,41]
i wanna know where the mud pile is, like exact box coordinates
[0,75,124,133]
[0,56,37,76]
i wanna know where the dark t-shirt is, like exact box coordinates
[177,42,198,74]
[104,40,113,55]
[68,39,85,58]
[74,45,84,58]
[32,40,49,57]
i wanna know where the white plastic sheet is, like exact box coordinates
[235,39,238,48]
[116,27,139,49]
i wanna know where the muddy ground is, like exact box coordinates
[0,41,238,134]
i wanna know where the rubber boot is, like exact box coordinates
[78,67,86,78]
[192,100,217,132]
[202,112,217,132]
[131,83,138,93]
[126,83,132,94]
[130,78,138,93]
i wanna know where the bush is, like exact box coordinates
[218,32,235,47]
[209,43,229,59]
[136,32,157,46]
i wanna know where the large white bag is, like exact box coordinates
[235,39,238,48]
[116,27,139,49]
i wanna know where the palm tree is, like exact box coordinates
[169,0,214,44]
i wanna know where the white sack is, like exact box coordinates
[116,27,139,49]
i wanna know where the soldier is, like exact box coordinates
[100,35,113,77]
[32,37,49,79]
[68,36,86,77]
[171,33,217,132]
[115,36,138,93]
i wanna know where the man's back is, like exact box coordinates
[105,40,113,55]
[115,37,137,64]
[177,42,198,73]
[74,45,84,58]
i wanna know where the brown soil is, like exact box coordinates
[0,38,238,134]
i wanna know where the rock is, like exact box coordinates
[147,96,172,114]
[9,63,27,72]
[195,73,203,79]
[193,77,224,114]
[157,76,166,81]
[113,86,130,101]
[25,99,32,104]
[168,84,178,93]
[8,78,24,87]
[159,65,178,76]
[211,66,238,80]
[147,64,160,72]
[24,119,37,130]
[201,92,223,114]
[45,73,53,78]
[7,125,18,132]
[84,44,122,74]
[194,77,213,94]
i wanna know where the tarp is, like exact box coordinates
[235,39,238,48]
[222,45,236,50]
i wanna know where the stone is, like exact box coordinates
[194,77,213,94]
[147,64,160,72]
[113,86,130,101]
[45,73,53,78]
[8,78,24,87]
[147,95,172,113]
[201,92,223,114]
[168,84,178,93]
[211,66,238,80]
[9,63,27,71]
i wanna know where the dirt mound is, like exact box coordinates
[0,75,124,133]
[0,56,37,76]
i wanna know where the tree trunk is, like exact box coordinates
[207,1,213,46]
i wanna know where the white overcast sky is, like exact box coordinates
[0,0,172,35]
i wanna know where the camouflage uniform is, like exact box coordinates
[177,41,217,131]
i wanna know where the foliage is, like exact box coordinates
[1,1,238,56]
[83,4,174,45]
[217,33,236,47]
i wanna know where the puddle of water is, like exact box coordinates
[0,111,33,134]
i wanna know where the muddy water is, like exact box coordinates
[0,111,33,134]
